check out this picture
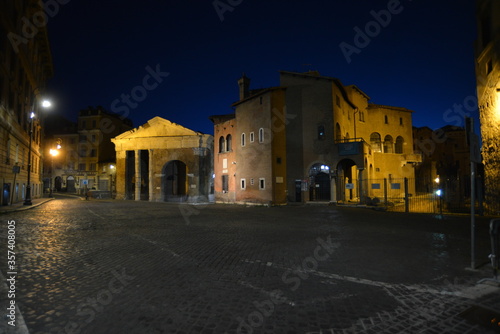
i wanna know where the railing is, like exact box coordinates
[337,177,481,214]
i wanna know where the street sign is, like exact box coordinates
[346,183,354,189]
[82,179,89,185]
[12,166,20,174]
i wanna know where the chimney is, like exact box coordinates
[238,73,250,100]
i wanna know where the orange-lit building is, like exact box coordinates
[211,71,421,205]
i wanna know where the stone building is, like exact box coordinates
[0,1,53,205]
[211,71,421,205]
[45,107,133,195]
[413,125,482,211]
[112,117,213,202]
[476,0,500,215]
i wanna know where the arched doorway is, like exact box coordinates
[336,159,356,202]
[309,163,331,201]
[162,160,187,202]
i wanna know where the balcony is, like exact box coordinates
[335,138,368,156]
[401,153,422,164]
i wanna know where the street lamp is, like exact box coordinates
[435,177,443,215]
[24,98,51,205]
[109,165,116,196]
[49,148,59,198]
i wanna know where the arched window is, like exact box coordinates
[226,134,232,152]
[218,136,225,153]
[258,128,264,143]
[384,135,393,153]
[370,133,381,152]
[335,123,341,141]
[395,136,404,154]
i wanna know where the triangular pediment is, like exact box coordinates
[114,116,199,139]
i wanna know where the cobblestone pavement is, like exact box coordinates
[0,196,499,334]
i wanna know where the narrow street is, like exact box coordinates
[1,197,499,334]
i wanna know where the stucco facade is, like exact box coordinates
[212,71,421,205]
[476,0,500,215]
[112,117,213,203]
[0,1,53,204]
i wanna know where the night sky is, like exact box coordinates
[45,0,479,135]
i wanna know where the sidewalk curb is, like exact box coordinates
[0,198,54,215]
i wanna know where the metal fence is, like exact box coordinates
[339,177,480,214]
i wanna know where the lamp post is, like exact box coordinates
[435,177,442,215]
[49,145,60,198]
[24,99,51,205]
[109,164,115,196]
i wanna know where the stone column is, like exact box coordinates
[135,150,141,201]
[330,175,337,204]
[149,149,154,202]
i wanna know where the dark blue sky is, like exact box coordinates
[45,0,479,135]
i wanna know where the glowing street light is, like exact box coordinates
[49,142,61,198]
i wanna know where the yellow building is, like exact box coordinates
[112,117,213,202]
[0,1,53,204]
[476,0,500,215]
[212,71,421,206]
[45,107,133,195]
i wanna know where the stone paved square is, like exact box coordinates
[0,196,499,334]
